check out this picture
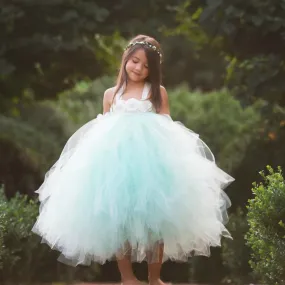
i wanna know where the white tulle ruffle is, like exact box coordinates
[32,111,234,266]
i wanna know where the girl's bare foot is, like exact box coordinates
[122,279,146,285]
[148,278,168,285]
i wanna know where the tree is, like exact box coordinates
[0,0,185,113]
[0,102,73,197]
[0,0,112,111]
[190,0,285,106]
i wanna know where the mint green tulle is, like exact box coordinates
[32,112,234,266]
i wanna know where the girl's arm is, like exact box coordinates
[103,88,114,114]
[159,86,170,115]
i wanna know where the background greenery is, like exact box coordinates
[246,166,285,285]
[1,0,285,284]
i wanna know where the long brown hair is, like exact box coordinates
[113,34,163,112]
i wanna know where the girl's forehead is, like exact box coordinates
[131,48,148,62]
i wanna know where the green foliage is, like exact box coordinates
[56,75,115,127]
[170,0,285,106]
[221,208,254,285]
[0,0,185,112]
[163,1,210,51]
[0,187,40,283]
[200,0,285,107]
[0,115,58,170]
[0,193,5,270]
[0,0,113,111]
[94,32,128,73]
[0,101,73,197]
[102,0,183,37]
[225,54,285,106]
[200,0,285,49]
[0,187,99,283]
[0,101,72,170]
[246,166,285,285]
[161,1,227,90]
[169,85,262,171]
[19,100,74,146]
[0,76,116,197]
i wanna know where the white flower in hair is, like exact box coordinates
[125,41,162,63]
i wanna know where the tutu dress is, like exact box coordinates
[32,82,234,266]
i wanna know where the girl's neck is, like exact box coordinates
[126,80,145,90]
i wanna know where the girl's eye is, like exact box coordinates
[132,59,139,63]
[145,65,148,69]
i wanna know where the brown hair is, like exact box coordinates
[113,34,162,112]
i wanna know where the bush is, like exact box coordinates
[169,85,263,172]
[0,186,41,283]
[0,192,6,270]
[246,166,285,285]
[56,75,116,127]
[0,187,99,284]
[0,101,73,197]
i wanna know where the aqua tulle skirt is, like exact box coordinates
[32,112,234,266]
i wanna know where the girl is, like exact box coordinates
[32,35,234,285]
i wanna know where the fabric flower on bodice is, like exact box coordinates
[112,98,154,113]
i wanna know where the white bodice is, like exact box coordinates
[111,83,155,113]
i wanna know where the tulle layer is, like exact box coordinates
[32,112,234,266]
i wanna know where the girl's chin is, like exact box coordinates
[128,75,145,82]
[126,71,147,82]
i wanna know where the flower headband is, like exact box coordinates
[125,41,162,63]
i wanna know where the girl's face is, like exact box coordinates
[125,48,149,82]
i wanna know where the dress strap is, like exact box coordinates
[115,84,125,101]
[141,82,151,100]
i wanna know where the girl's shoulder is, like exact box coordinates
[159,85,170,114]
[160,85,168,99]
[104,86,118,102]
[104,86,116,96]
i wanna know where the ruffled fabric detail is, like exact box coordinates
[32,112,234,266]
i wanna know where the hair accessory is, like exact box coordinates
[125,41,162,63]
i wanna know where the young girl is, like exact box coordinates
[32,35,234,285]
